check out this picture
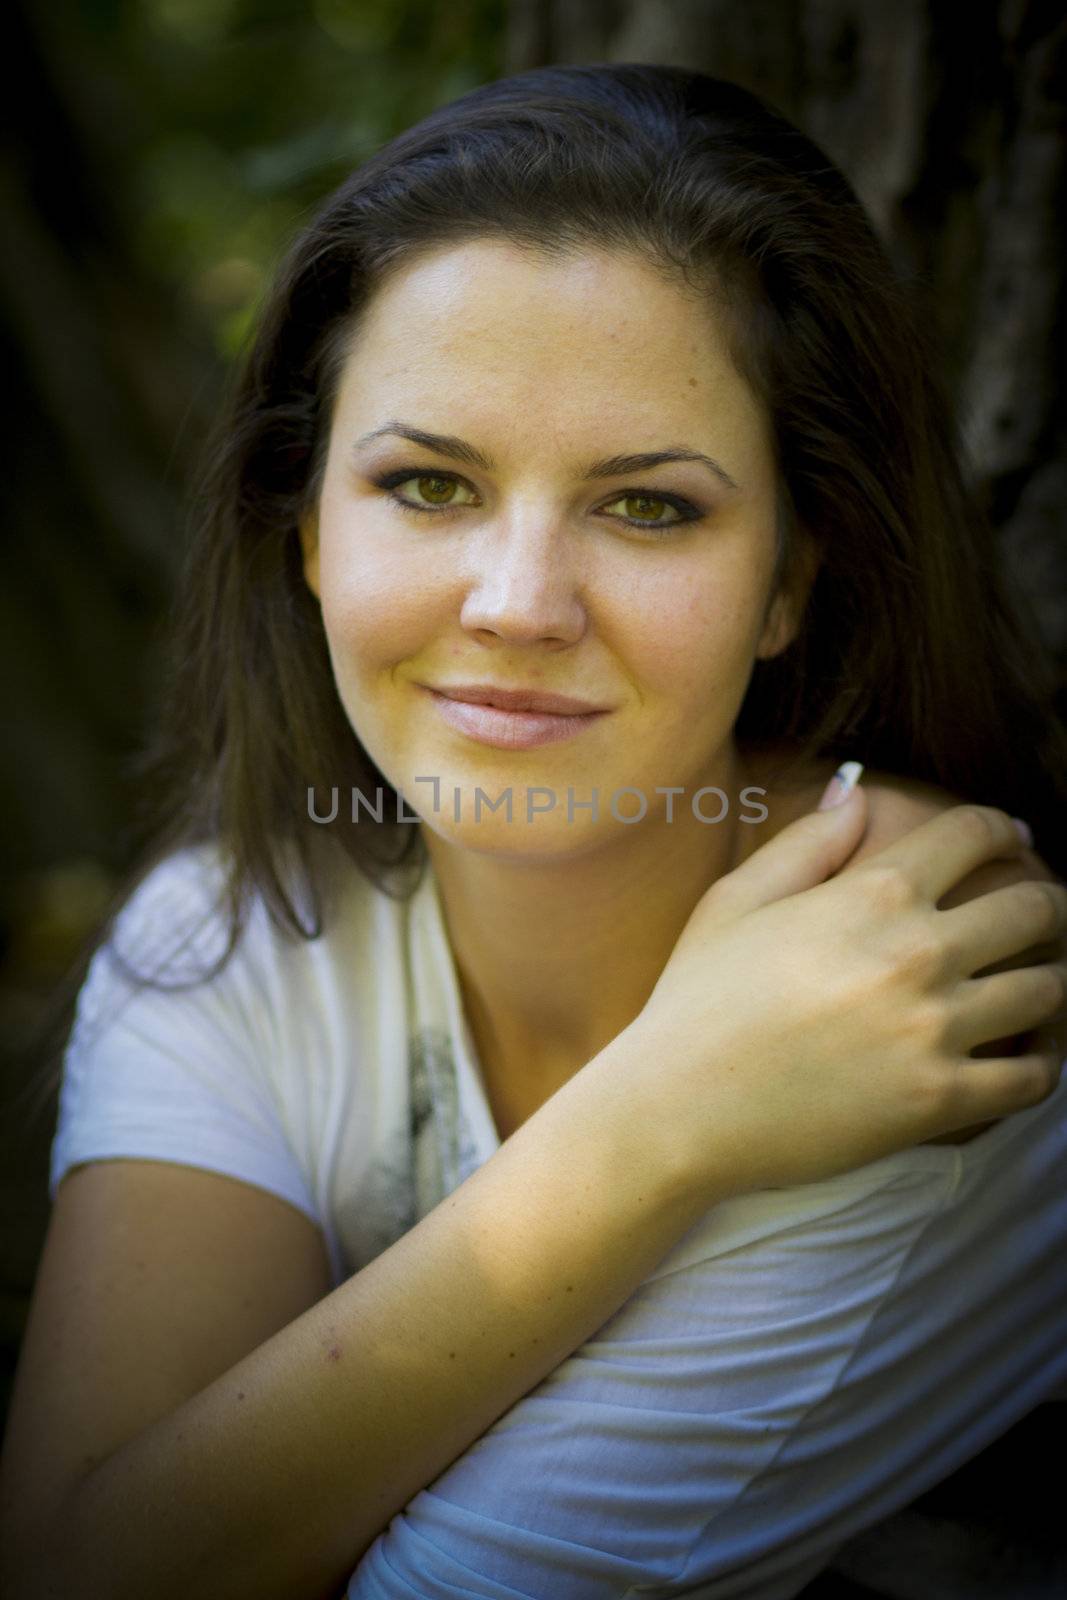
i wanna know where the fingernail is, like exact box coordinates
[818,760,865,811]
[1012,816,1034,848]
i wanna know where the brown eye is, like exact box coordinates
[411,475,460,505]
[375,470,479,515]
[374,466,701,535]
[600,491,700,533]
[614,495,681,525]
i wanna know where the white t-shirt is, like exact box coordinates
[49,840,1067,1599]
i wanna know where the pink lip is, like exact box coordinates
[420,682,607,715]
[421,687,609,749]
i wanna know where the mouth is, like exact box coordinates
[420,682,609,715]
[419,686,610,750]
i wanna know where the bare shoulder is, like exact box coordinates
[744,745,1062,897]
[845,767,973,873]
[744,755,973,867]
[844,766,1063,899]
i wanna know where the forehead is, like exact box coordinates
[332,238,769,460]
[363,237,702,321]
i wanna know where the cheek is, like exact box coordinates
[317,532,441,667]
[629,574,759,702]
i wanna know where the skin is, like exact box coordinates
[299,237,1063,1143]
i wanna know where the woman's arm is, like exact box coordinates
[14,1040,712,1600]
[343,789,1067,1600]
[9,797,1061,1600]
[343,1071,1067,1600]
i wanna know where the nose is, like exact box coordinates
[458,511,588,646]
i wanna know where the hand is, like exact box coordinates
[625,791,1067,1198]
[834,792,1067,1145]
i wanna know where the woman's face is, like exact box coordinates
[300,239,813,858]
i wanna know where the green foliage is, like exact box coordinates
[46,0,507,357]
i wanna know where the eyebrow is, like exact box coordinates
[352,421,741,493]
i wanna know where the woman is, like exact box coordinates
[2,62,1066,1600]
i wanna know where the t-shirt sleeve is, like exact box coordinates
[49,846,321,1232]
[343,1089,1067,1600]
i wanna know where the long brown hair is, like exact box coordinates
[21,60,1067,1120]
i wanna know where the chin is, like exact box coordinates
[420,809,617,863]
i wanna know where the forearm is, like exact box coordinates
[45,1027,715,1600]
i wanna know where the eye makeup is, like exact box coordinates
[367,466,706,537]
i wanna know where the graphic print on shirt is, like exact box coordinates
[349,1023,482,1269]
[410,1022,484,1216]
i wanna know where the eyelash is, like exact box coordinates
[370,468,704,536]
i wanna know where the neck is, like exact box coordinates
[421,742,772,1090]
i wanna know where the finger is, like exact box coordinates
[865,805,1029,908]
[946,963,1067,1057]
[1023,1020,1067,1075]
[715,784,869,915]
[939,880,1067,976]
[936,1050,1063,1133]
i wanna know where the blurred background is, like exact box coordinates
[2,2,1065,1593]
